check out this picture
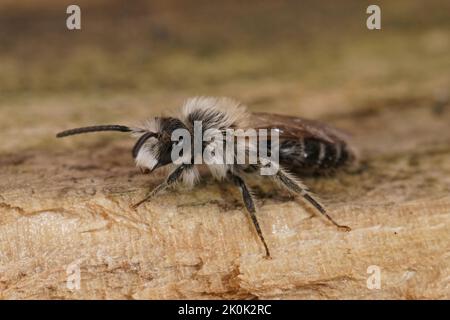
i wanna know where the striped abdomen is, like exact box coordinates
[279,138,353,174]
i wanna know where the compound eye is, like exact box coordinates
[132,132,158,159]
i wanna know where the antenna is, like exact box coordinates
[56,125,132,138]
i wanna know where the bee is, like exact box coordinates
[57,97,356,258]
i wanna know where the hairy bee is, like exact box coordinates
[57,97,356,258]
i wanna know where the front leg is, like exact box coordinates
[229,173,271,258]
[132,165,187,209]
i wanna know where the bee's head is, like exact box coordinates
[56,117,189,173]
[132,117,188,173]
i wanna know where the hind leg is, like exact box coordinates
[261,162,350,231]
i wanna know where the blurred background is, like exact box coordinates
[0,0,448,153]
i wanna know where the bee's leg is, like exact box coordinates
[131,165,187,209]
[228,173,271,258]
[274,168,351,232]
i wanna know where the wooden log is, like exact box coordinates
[1,95,449,299]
